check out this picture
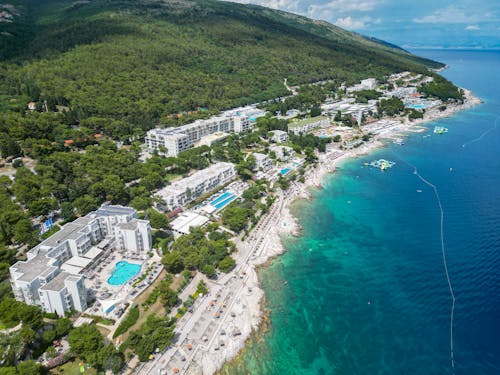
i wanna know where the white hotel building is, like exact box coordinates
[288,116,330,136]
[10,205,152,316]
[155,162,236,211]
[270,130,289,143]
[146,113,252,157]
[253,152,273,171]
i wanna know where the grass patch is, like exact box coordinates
[118,269,168,342]
[113,306,139,338]
[96,325,110,338]
[50,358,97,375]
[41,225,61,240]
[82,314,115,326]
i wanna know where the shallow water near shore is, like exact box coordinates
[221,50,500,374]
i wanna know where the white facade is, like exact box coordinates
[39,273,87,316]
[233,115,251,133]
[271,130,289,143]
[224,106,267,121]
[155,162,236,210]
[270,145,295,161]
[145,112,254,156]
[145,130,190,157]
[115,219,152,253]
[347,78,378,92]
[9,205,152,316]
[288,117,329,135]
[253,153,273,171]
[386,86,418,99]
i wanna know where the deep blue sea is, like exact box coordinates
[221,50,500,375]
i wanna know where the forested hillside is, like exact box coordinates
[0,0,447,270]
[0,0,443,134]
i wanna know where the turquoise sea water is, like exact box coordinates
[107,260,141,286]
[222,50,500,374]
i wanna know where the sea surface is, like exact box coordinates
[221,50,500,374]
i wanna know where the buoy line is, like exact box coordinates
[412,165,456,374]
[392,153,457,374]
[462,114,500,148]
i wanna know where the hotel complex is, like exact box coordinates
[9,205,152,316]
[288,116,330,135]
[253,152,273,171]
[155,162,237,211]
[270,130,289,143]
[346,78,377,92]
[145,107,264,156]
[270,145,295,161]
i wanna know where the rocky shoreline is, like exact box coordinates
[207,88,481,375]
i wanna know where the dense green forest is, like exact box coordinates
[0,0,449,258]
[0,0,443,135]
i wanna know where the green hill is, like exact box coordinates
[0,0,443,134]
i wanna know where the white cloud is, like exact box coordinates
[465,24,480,30]
[334,16,379,30]
[228,0,300,12]
[335,16,363,29]
[307,0,382,20]
[414,6,497,24]
[227,0,386,25]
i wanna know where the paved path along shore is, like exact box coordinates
[134,88,481,375]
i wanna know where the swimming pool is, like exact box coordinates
[210,192,232,206]
[280,168,291,175]
[405,103,426,109]
[213,194,236,210]
[108,261,141,286]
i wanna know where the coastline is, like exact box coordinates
[183,88,481,375]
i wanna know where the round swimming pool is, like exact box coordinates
[107,261,141,286]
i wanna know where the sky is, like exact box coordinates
[230,0,500,49]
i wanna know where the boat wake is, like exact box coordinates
[462,114,500,148]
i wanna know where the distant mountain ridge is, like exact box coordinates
[0,0,444,128]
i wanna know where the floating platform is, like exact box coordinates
[367,159,395,171]
[434,126,449,134]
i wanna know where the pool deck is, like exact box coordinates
[210,191,233,206]
[107,261,142,286]
[213,194,236,210]
[82,250,164,319]
[197,181,249,215]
